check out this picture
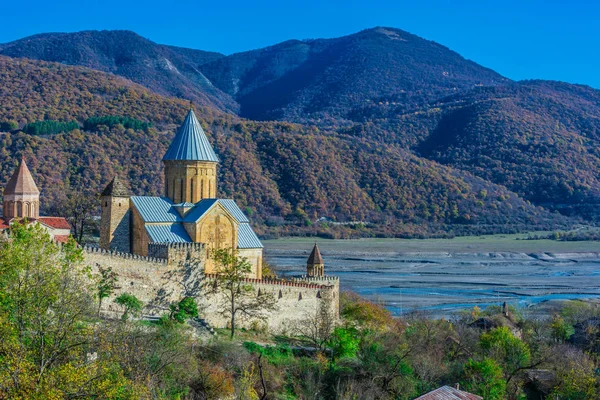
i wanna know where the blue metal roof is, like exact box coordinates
[219,199,250,223]
[173,202,195,207]
[163,110,220,162]
[183,198,219,223]
[238,223,263,248]
[132,194,261,249]
[145,224,192,243]
[131,196,181,223]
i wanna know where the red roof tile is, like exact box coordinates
[38,217,71,230]
[0,218,10,229]
[53,235,71,243]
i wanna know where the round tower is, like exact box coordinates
[163,109,219,204]
[3,158,40,220]
[307,243,325,277]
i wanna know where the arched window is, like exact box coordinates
[190,179,194,202]
[16,202,22,217]
[200,179,204,199]
[165,181,169,197]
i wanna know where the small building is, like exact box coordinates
[414,385,482,400]
[0,158,71,242]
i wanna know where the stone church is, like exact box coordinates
[99,109,264,278]
[0,158,71,242]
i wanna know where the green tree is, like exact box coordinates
[209,248,277,338]
[0,222,147,398]
[480,326,531,383]
[461,358,507,400]
[550,314,575,342]
[114,293,143,321]
[169,296,199,323]
[97,266,119,316]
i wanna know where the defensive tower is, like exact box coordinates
[99,176,131,252]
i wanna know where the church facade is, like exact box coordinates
[99,110,263,278]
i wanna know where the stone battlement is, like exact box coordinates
[293,275,340,282]
[204,273,336,290]
[82,245,167,264]
[147,242,204,260]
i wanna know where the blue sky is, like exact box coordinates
[1,0,599,88]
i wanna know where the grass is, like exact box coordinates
[264,231,600,254]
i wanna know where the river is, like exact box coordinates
[264,237,600,317]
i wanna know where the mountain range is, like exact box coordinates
[0,27,597,237]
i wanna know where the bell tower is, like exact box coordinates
[3,158,40,220]
[163,109,219,204]
[307,243,325,277]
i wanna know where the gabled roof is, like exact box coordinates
[131,196,182,222]
[131,195,262,249]
[38,217,71,230]
[238,223,263,249]
[182,198,220,223]
[219,199,250,223]
[101,176,129,197]
[162,109,219,162]
[5,158,39,196]
[145,224,191,243]
[414,386,482,400]
[307,243,324,265]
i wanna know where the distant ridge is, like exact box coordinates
[0,30,237,112]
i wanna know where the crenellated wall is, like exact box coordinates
[200,274,339,334]
[83,246,339,332]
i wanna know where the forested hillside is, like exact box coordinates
[2,26,600,234]
[0,30,237,112]
[199,27,508,122]
[0,56,569,237]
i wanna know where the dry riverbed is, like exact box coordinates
[264,234,600,317]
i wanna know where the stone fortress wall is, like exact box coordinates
[83,243,339,332]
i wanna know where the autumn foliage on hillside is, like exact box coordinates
[0,57,574,237]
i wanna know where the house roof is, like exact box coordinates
[101,176,129,197]
[414,386,482,400]
[131,196,182,222]
[145,224,192,243]
[307,243,324,265]
[38,217,71,230]
[0,218,10,229]
[5,158,39,196]
[162,109,219,162]
[53,235,70,243]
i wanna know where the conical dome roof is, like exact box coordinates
[4,158,39,196]
[307,243,324,265]
[163,109,219,162]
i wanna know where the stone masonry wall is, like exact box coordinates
[84,246,339,332]
[199,274,339,334]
